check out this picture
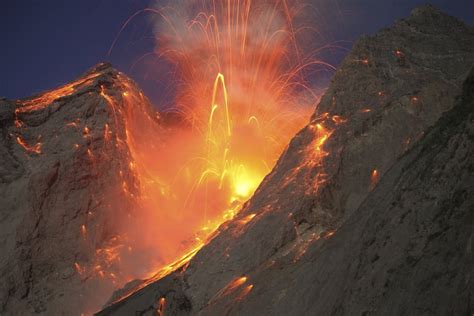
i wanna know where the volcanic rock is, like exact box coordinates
[97,5,474,315]
[0,63,159,314]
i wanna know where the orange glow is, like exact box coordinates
[209,276,249,303]
[157,297,166,316]
[81,225,87,238]
[14,119,23,128]
[108,245,203,305]
[371,169,378,178]
[17,72,100,113]
[370,169,379,189]
[224,277,248,293]
[235,284,254,302]
[94,0,329,291]
[104,124,111,141]
[324,230,336,238]
[16,136,42,154]
[237,213,256,226]
[314,124,329,151]
[331,115,347,125]
[395,49,404,57]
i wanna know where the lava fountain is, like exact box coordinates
[100,0,332,305]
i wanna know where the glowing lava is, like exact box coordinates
[97,0,335,296]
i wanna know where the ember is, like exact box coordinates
[16,136,42,154]
[235,284,254,303]
[370,169,379,189]
[208,276,249,304]
[156,297,166,316]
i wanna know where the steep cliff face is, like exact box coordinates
[0,63,160,315]
[97,5,474,315]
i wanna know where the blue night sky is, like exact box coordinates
[1,0,473,107]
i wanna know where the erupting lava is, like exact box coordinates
[102,0,331,297]
[8,0,334,313]
[86,0,331,309]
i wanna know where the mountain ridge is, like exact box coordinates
[0,62,158,315]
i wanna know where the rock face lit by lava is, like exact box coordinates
[0,63,162,315]
[97,5,474,315]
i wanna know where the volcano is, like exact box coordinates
[0,4,473,316]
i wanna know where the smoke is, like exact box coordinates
[151,0,309,113]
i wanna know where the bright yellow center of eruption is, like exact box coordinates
[81,2,328,308]
[234,176,253,199]
[206,73,262,206]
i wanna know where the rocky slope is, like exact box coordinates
[192,66,473,316]
[97,5,474,315]
[0,63,160,315]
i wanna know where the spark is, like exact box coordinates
[395,49,404,57]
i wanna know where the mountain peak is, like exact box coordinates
[84,62,114,75]
[405,4,471,31]
[0,60,158,314]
